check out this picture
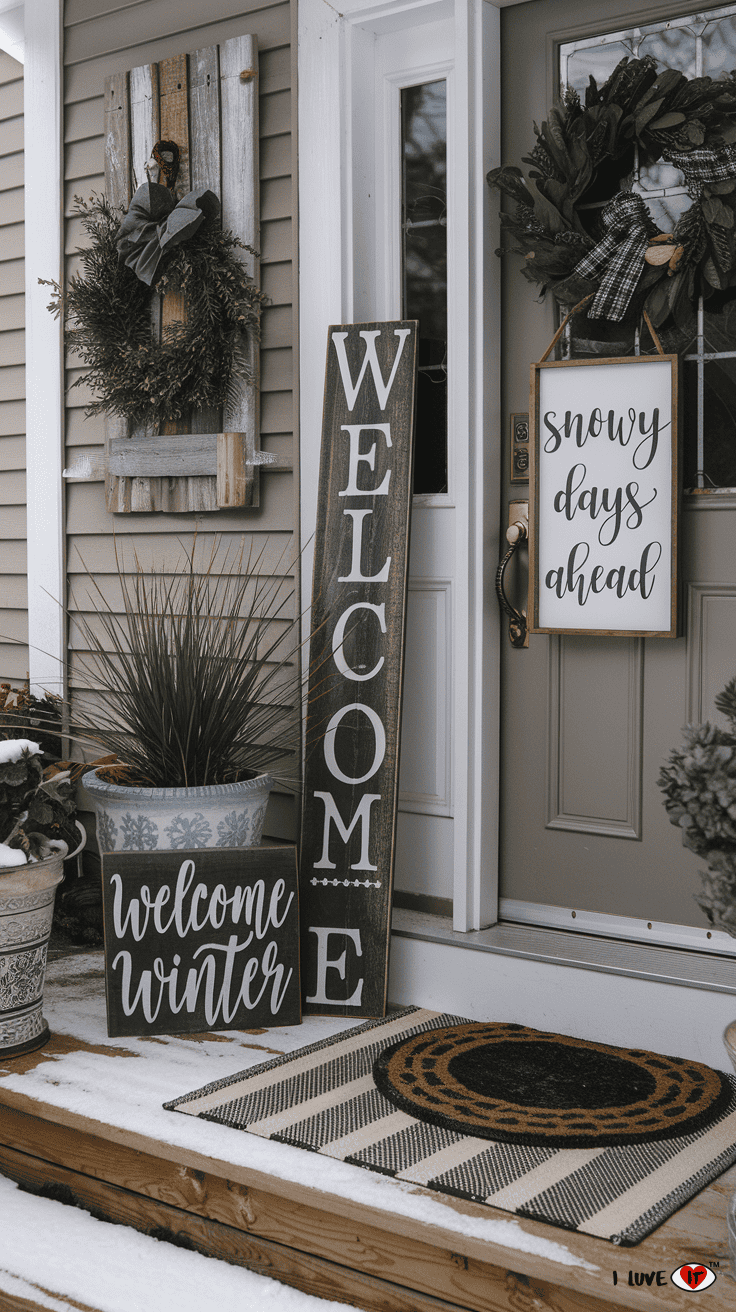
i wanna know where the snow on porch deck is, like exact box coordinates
[0,951,595,1275]
[0,1173,358,1312]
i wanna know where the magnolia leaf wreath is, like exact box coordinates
[487,56,736,340]
[44,189,268,430]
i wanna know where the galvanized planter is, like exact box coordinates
[0,823,86,1058]
[82,769,273,853]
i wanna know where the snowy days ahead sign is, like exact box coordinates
[101,847,300,1037]
[529,355,679,637]
[300,321,418,1017]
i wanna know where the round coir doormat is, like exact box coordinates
[372,1022,734,1148]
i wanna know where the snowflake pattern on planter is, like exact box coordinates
[96,808,118,852]
[216,809,251,847]
[164,812,213,849]
[251,802,268,843]
[120,813,159,851]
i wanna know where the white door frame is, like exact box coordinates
[298,0,502,930]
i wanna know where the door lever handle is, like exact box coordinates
[496,501,528,648]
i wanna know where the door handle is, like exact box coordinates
[496,500,528,648]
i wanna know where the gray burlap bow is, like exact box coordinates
[115,182,220,286]
[572,191,659,321]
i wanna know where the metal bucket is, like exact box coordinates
[0,822,86,1057]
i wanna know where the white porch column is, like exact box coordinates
[23,0,65,697]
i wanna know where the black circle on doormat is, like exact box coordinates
[372,1023,735,1148]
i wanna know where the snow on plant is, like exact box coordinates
[658,676,736,935]
[0,738,75,864]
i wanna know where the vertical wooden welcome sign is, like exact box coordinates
[300,322,418,1016]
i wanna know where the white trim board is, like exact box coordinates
[388,929,736,1073]
[23,0,65,696]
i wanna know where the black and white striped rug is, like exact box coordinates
[165,1007,736,1245]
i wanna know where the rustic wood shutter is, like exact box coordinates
[90,37,266,512]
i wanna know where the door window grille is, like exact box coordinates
[560,7,736,489]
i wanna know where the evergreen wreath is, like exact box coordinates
[44,194,269,430]
[488,56,736,338]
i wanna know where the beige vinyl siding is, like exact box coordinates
[63,0,299,825]
[0,51,27,685]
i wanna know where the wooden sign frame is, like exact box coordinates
[529,354,680,638]
[63,36,294,512]
[299,321,418,1017]
[101,846,300,1037]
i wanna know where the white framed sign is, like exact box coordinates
[529,355,679,638]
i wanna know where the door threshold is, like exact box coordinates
[500,898,736,956]
[391,906,736,994]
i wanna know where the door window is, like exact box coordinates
[560,6,736,490]
[401,81,448,494]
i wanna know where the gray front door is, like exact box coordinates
[499,0,736,953]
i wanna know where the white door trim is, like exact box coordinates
[23,0,65,697]
[297,0,502,930]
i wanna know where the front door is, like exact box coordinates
[499,1,736,956]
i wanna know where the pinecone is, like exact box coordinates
[515,203,546,236]
[554,230,593,249]
[527,141,557,179]
[561,86,581,122]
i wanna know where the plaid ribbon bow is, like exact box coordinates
[664,143,736,196]
[572,191,658,321]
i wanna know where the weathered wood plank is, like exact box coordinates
[221,35,260,509]
[111,433,217,477]
[129,63,159,195]
[188,42,224,513]
[64,442,290,481]
[158,50,191,450]
[190,45,221,196]
[0,1140,490,1312]
[103,73,131,513]
[158,51,191,495]
[0,1107,631,1312]
[159,53,190,194]
[0,1278,102,1312]
[217,432,249,506]
[128,62,165,513]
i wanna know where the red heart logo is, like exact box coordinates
[679,1266,708,1288]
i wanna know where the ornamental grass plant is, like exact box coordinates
[71,536,303,791]
[658,677,736,936]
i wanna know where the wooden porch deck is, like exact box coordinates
[0,951,734,1312]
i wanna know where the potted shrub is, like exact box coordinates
[0,681,65,761]
[76,537,302,853]
[0,738,85,1056]
[658,676,736,937]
